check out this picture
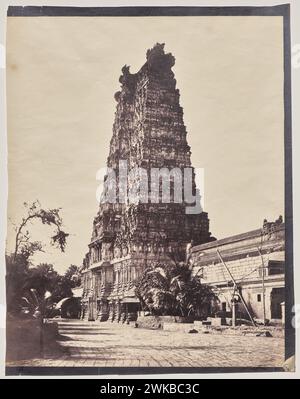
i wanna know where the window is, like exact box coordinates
[268,261,284,275]
[257,294,261,302]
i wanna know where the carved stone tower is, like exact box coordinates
[81,44,213,322]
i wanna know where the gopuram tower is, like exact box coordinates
[81,44,213,322]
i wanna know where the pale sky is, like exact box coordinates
[6,16,284,273]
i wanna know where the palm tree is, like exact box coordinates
[135,261,216,318]
[135,265,176,315]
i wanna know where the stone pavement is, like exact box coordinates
[6,319,285,368]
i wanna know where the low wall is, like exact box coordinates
[6,317,59,361]
[134,316,284,337]
[6,318,42,361]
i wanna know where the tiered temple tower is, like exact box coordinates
[81,44,213,322]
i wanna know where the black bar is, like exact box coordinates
[283,6,295,362]
[7,5,290,17]
[6,366,283,376]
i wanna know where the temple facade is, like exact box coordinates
[190,218,285,323]
[81,44,213,322]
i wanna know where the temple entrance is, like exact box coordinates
[121,298,140,323]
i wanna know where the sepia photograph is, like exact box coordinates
[3,4,294,375]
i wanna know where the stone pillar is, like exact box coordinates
[281,302,285,325]
[98,299,109,322]
[108,301,116,322]
[116,300,122,323]
[81,300,89,321]
[264,287,272,321]
[88,296,96,321]
[120,302,127,323]
[232,299,237,327]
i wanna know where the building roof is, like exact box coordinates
[191,223,285,254]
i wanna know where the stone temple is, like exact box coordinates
[81,43,213,322]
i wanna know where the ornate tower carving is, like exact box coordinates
[81,43,213,322]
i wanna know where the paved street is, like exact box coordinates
[6,319,285,369]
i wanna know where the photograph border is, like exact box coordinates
[5,3,294,376]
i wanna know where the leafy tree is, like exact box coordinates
[50,265,81,303]
[13,201,69,260]
[6,253,30,313]
[64,265,81,287]
[135,264,178,316]
[172,272,217,318]
[135,262,216,318]
[23,264,59,300]
[6,201,69,314]
[7,261,81,317]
